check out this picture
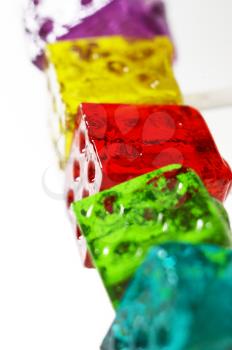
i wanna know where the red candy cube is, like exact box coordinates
[65,103,232,265]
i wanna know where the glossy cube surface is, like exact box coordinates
[101,243,232,350]
[72,164,231,305]
[24,0,171,69]
[66,103,231,212]
[46,36,182,166]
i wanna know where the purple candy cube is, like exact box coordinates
[24,0,171,69]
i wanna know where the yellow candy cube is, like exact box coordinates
[46,36,182,167]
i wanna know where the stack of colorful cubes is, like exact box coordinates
[25,0,232,348]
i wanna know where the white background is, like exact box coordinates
[0,1,231,349]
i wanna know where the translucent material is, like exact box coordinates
[46,36,181,166]
[72,164,232,305]
[102,243,232,350]
[24,0,171,69]
[66,103,231,266]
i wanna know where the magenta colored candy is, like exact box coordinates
[24,0,171,69]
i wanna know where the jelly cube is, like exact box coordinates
[45,36,182,166]
[66,103,231,213]
[24,0,171,69]
[101,243,232,350]
[72,164,232,305]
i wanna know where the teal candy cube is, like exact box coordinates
[101,243,232,350]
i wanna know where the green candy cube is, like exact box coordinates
[72,164,231,307]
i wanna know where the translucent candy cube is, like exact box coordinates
[24,0,171,69]
[72,164,231,304]
[102,243,232,350]
[45,36,182,166]
[66,104,232,214]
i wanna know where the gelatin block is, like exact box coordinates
[66,104,231,216]
[101,243,232,350]
[24,0,171,69]
[45,36,182,166]
[72,164,232,306]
